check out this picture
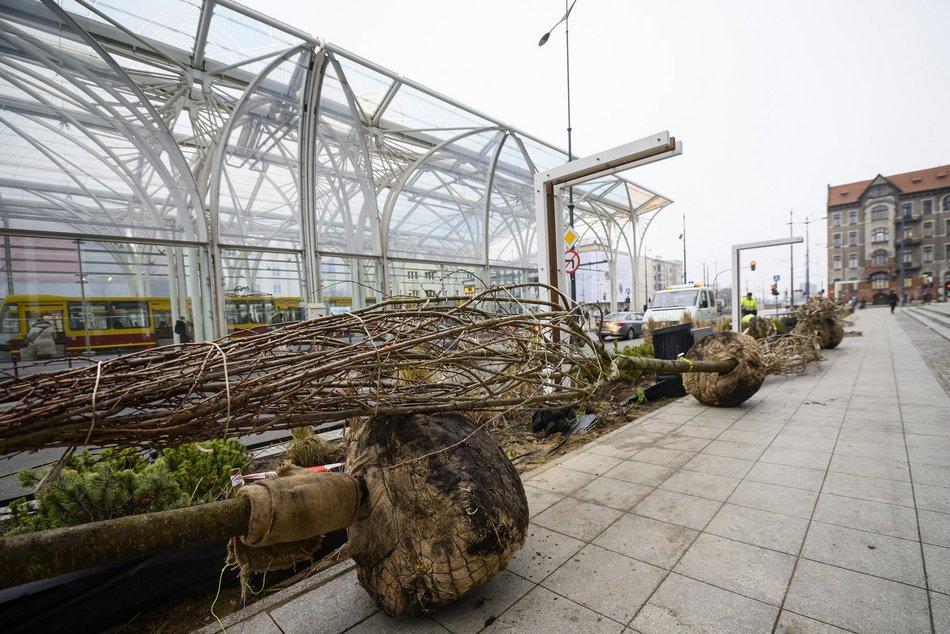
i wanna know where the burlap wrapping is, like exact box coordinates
[683,331,765,407]
[238,465,360,547]
[346,412,528,617]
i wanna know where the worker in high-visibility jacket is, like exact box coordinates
[740,292,758,317]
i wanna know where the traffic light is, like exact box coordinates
[770,283,779,296]
[750,260,756,271]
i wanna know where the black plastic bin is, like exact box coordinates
[652,322,695,373]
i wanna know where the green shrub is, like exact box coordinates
[5,439,250,535]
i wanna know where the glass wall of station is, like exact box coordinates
[0,0,670,367]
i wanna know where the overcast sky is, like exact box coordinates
[241,0,950,294]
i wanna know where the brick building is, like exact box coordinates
[827,165,950,304]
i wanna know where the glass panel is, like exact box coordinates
[220,249,304,329]
[217,53,308,249]
[0,3,203,243]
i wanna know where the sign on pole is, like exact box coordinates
[773,274,780,282]
[564,228,578,248]
[564,249,581,274]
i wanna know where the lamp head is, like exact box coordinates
[538,32,551,46]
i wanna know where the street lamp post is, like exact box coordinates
[677,214,687,283]
[539,0,578,303]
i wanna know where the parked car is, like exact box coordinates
[595,311,644,340]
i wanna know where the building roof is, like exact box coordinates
[827,164,950,207]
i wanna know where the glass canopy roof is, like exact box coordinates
[0,0,672,293]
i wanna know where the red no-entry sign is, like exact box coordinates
[565,249,580,274]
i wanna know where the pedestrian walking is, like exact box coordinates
[888,290,898,314]
[21,318,57,360]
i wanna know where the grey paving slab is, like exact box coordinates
[801,521,926,586]
[592,512,698,569]
[834,438,910,462]
[919,509,950,548]
[654,434,710,452]
[916,482,950,514]
[672,423,725,439]
[745,461,825,492]
[821,471,915,507]
[630,446,695,468]
[555,451,624,476]
[573,475,653,511]
[934,592,950,634]
[521,464,597,495]
[682,452,754,479]
[505,523,585,583]
[483,585,624,633]
[769,432,837,454]
[784,559,931,633]
[522,484,564,517]
[705,503,809,555]
[602,459,675,487]
[908,444,950,467]
[673,533,796,605]
[913,463,950,487]
[828,453,910,482]
[632,488,722,530]
[629,573,779,634]
[727,480,819,519]
[700,439,767,461]
[541,544,666,624]
[923,543,950,595]
[270,570,379,634]
[716,428,778,445]
[532,496,624,541]
[428,570,534,634]
[658,468,740,502]
[759,446,833,471]
[774,610,852,633]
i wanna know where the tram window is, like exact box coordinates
[248,300,267,323]
[111,301,149,329]
[225,300,247,324]
[68,301,109,330]
[0,304,18,333]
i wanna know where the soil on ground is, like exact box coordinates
[102,377,669,633]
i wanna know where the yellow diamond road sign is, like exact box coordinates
[564,228,578,247]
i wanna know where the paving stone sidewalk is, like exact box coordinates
[200,305,950,634]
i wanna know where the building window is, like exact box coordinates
[903,226,913,240]
[848,253,857,269]
[901,202,912,217]
[902,251,913,264]
[871,249,888,266]
[944,195,950,211]
[947,244,950,261]
[848,210,857,225]
[833,256,842,270]
[923,199,933,214]
[848,231,858,246]
[923,247,933,263]
[870,205,888,221]
[871,228,889,243]
[903,277,913,289]
[832,233,842,247]
[832,214,841,227]
[871,273,889,289]
[924,222,933,238]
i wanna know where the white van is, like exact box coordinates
[643,284,719,327]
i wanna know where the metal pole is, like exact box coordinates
[565,0,576,305]
[539,0,579,305]
[789,210,795,307]
[805,220,810,300]
[75,240,92,354]
[682,214,687,283]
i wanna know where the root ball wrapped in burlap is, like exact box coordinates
[346,412,528,617]
[683,332,765,407]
